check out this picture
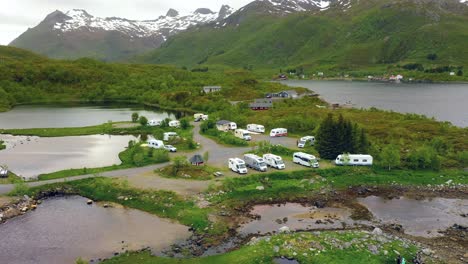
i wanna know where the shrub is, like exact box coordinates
[138,116,148,126]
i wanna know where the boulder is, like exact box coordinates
[256,186,265,191]
[278,226,290,233]
[372,227,383,235]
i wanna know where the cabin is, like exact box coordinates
[202,86,222,93]
[189,154,204,166]
[249,98,273,110]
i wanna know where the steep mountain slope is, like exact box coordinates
[138,0,468,75]
[9,6,234,61]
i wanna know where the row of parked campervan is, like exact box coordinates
[148,119,181,128]
[228,154,286,174]
[146,132,180,152]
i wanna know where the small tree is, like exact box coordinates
[203,151,210,163]
[380,145,401,170]
[457,69,463,76]
[172,156,189,175]
[139,116,148,126]
[131,112,139,123]
[180,118,190,130]
[132,152,145,166]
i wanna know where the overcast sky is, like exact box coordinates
[0,0,253,45]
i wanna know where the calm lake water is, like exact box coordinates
[0,134,137,179]
[0,104,176,129]
[283,80,468,127]
[358,196,468,237]
[0,196,190,264]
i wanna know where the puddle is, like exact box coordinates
[274,258,300,264]
[358,196,468,237]
[239,203,356,235]
[0,196,190,264]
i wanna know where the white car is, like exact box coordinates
[164,145,177,152]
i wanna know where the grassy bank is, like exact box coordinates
[209,167,468,207]
[158,164,218,181]
[10,177,211,230]
[102,231,418,264]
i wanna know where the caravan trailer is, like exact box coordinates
[293,152,319,168]
[263,154,285,170]
[335,154,373,166]
[163,132,178,141]
[148,120,162,126]
[247,124,265,133]
[147,139,165,149]
[169,120,181,128]
[270,128,288,137]
[234,129,252,141]
[297,136,315,148]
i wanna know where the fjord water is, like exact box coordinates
[0,134,136,179]
[0,104,176,129]
[0,196,190,264]
[283,80,468,127]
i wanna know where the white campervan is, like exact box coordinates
[293,152,319,168]
[297,136,315,148]
[234,129,252,141]
[335,154,373,166]
[270,128,288,137]
[148,120,161,126]
[163,132,178,141]
[247,124,265,133]
[228,158,248,174]
[263,154,285,170]
[243,154,267,172]
[147,139,165,149]
[169,120,180,128]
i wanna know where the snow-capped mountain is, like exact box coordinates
[9,5,234,61]
[53,7,233,39]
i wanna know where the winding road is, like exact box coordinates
[0,122,301,195]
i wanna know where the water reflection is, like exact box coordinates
[0,134,137,179]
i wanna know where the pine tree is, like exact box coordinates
[317,113,337,159]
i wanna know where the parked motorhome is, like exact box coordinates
[293,152,319,168]
[228,158,248,174]
[263,154,285,170]
[335,154,373,166]
[247,124,265,133]
[234,129,252,141]
[216,120,237,131]
[0,166,8,178]
[194,113,209,121]
[244,154,268,172]
[270,128,288,137]
[163,132,178,141]
[147,139,165,149]
[169,120,180,128]
[148,120,161,126]
[297,136,315,148]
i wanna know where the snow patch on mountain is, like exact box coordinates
[53,8,234,38]
[261,0,332,11]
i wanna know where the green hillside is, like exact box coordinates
[0,46,284,112]
[137,0,468,79]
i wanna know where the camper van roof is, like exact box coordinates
[217,120,231,125]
